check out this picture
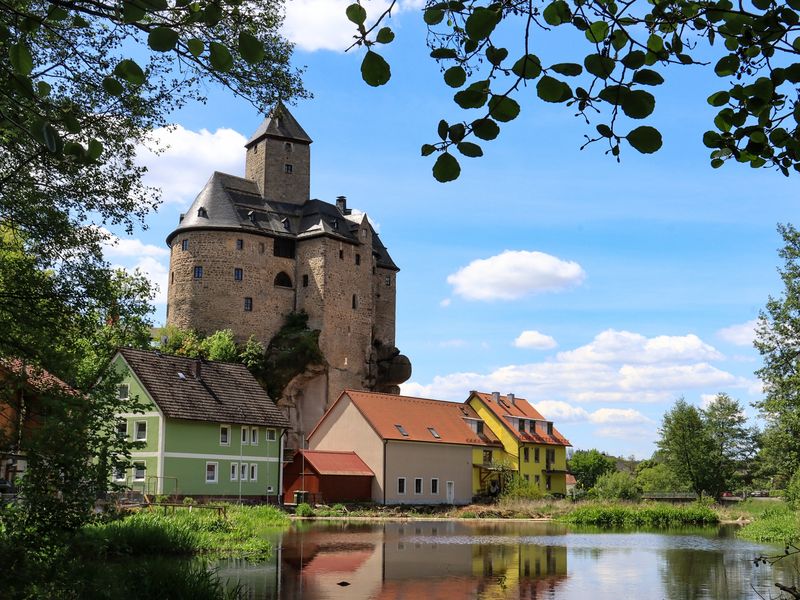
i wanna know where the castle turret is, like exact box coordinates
[244,102,312,203]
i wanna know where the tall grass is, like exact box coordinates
[738,505,800,543]
[560,502,719,527]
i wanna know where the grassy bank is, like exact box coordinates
[737,504,800,543]
[558,502,719,527]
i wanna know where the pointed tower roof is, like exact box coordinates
[246,101,312,146]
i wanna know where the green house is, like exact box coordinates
[111,348,290,500]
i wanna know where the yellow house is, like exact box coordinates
[467,391,571,496]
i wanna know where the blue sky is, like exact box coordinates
[102,1,799,459]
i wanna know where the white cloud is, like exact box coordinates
[439,339,467,348]
[700,394,717,409]
[595,426,654,440]
[717,319,758,347]
[101,229,169,259]
[514,330,557,350]
[558,330,722,364]
[284,0,423,53]
[588,408,651,425]
[110,256,169,305]
[533,400,589,422]
[136,125,247,206]
[446,250,585,301]
[439,298,451,307]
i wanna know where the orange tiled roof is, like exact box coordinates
[0,358,75,395]
[332,390,502,447]
[298,450,374,476]
[470,391,571,446]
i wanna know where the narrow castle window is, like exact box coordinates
[274,272,292,288]
[339,249,344,260]
[385,275,391,286]
[253,143,258,154]
[193,266,203,279]
[284,164,293,174]
[259,242,265,254]
[352,294,358,309]
[236,239,243,250]
[355,253,361,266]
[284,142,293,153]
[302,274,308,287]
[234,268,243,281]
[170,272,174,284]
[244,297,253,311]
[181,239,188,251]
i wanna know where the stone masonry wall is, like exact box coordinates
[244,137,310,204]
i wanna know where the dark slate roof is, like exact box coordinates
[246,102,312,146]
[117,348,290,428]
[165,172,399,271]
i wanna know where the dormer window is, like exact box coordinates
[395,424,409,437]
[332,218,338,230]
[197,207,208,218]
[547,422,554,436]
[282,218,290,231]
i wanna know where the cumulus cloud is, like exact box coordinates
[108,255,169,305]
[440,298,451,308]
[136,125,247,206]
[558,330,722,364]
[514,330,558,350]
[446,250,586,301]
[717,319,758,347]
[284,0,423,53]
[589,408,652,424]
[101,229,169,259]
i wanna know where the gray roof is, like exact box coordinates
[166,172,399,271]
[118,348,290,428]
[246,102,312,146]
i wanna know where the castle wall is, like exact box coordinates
[245,137,310,204]
[373,267,397,347]
[167,230,296,343]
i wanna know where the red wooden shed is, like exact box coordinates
[283,450,374,504]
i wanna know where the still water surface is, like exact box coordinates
[214,520,797,599]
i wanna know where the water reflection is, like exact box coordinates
[215,521,798,600]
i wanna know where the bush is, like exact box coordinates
[561,502,719,527]
[501,475,545,501]
[785,471,800,508]
[592,471,640,501]
[738,504,800,542]
[182,497,196,506]
[295,503,314,517]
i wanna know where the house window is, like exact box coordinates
[352,294,357,310]
[523,447,529,463]
[534,448,540,463]
[284,142,293,152]
[241,426,248,445]
[547,422,554,436]
[236,239,244,250]
[133,462,146,481]
[284,163,293,174]
[483,449,493,464]
[534,474,541,486]
[234,268,243,281]
[220,425,230,446]
[250,427,258,445]
[244,297,253,312]
[249,464,257,481]
[397,477,406,494]
[134,421,147,442]
[431,478,439,494]
[385,275,391,286]
[395,424,409,437]
[518,419,525,432]
[230,462,238,481]
[274,272,292,287]
[113,466,126,481]
[181,239,188,251]
[266,429,276,442]
[193,266,203,279]
[116,420,127,439]
[546,475,552,490]
[273,238,296,259]
[546,448,556,465]
[240,463,248,481]
[339,249,344,260]
[476,421,484,435]
[118,384,129,399]
[355,253,361,266]
[523,474,529,482]
[427,427,440,439]
[206,462,218,483]
[414,478,423,494]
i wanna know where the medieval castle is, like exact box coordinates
[165,104,411,447]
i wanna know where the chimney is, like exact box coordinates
[336,195,347,213]
[508,393,515,405]
[491,391,500,404]
[193,360,201,379]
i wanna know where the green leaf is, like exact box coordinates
[9,42,33,76]
[632,69,664,86]
[438,119,448,140]
[376,27,395,44]
[239,32,265,64]
[209,42,234,72]
[430,48,458,59]
[543,0,571,26]
[621,51,646,69]
[453,87,488,109]
[596,124,612,137]
[626,126,662,153]
[647,34,664,53]
[598,84,628,105]
[486,46,508,66]
[114,59,145,85]
[121,1,146,23]
[488,95,520,122]
[102,77,124,96]
[360,50,391,86]
[457,142,483,157]
[620,89,655,119]
[87,139,103,161]
[584,54,615,79]
[42,122,59,153]
[187,38,204,57]
[444,66,466,88]
[714,54,740,77]
[585,21,609,43]
[346,3,367,25]
[536,76,572,103]
[512,54,542,79]
[421,144,437,156]
[148,27,179,52]
[449,123,466,142]
[432,153,461,182]
[424,8,445,25]
[550,63,582,76]
[36,81,51,97]
[465,7,500,40]
[707,91,730,106]
[794,36,800,52]
[47,6,69,21]
[471,118,500,140]
[703,131,722,147]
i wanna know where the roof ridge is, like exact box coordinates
[345,388,463,406]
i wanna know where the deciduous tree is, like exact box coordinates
[569,448,616,490]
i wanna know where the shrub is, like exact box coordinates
[295,503,314,517]
[182,497,196,506]
[769,490,785,497]
[561,502,718,527]
[785,471,800,508]
[501,475,545,501]
[592,471,640,501]
[738,505,800,543]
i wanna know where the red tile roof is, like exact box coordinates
[317,390,501,447]
[469,391,571,446]
[297,450,374,476]
[0,358,75,395]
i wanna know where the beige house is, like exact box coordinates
[307,390,502,505]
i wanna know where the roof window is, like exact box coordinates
[177,372,186,380]
[395,424,409,437]
[197,207,208,218]
[427,427,441,439]
[282,218,291,231]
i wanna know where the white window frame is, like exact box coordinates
[230,462,238,481]
[397,477,406,495]
[134,421,147,442]
[206,461,218,484]
[250,427,259,446]
[220,424,230,446]
[266,428,276,442]
[249,464,257,481]
[240,463,248,481]
[133,461,146,481]
[431,478,439,495]
[116,420,127,439]
[414,477,423,495]
[241,426,248,445]
[113,466,126,482]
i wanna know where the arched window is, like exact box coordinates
[274,272,292,288]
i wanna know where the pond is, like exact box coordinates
[214,520,798,599]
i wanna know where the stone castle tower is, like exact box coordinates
[165,104,411,448]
